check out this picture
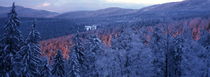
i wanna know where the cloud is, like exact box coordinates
[40,2,51,7]
[105,0,183,5]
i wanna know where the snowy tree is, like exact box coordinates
[68,34,85,77]
[86,34,104,55]
[142,24,184,77]
[150,23,209,77]
[107,26,154,77]
[15,21,43,77]
[82,34,105,77]
[181,40,208,77]
[110,26,133,76]
[166,37,184,77]
[0,3,23,77]
[51,50,65,77]
[67,34,105,77]
[40,58,51,77]
[180,39,208,77]
[148,24,179,77]
[149,26,166,77]
[95,48,123,77]
[111,26,132,51]
[201,34,210,77]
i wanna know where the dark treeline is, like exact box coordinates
[0,17,85,40]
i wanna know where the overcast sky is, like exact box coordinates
[0,0,183,13]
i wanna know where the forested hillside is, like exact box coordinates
[0,0,210,77]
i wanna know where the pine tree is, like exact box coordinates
[51,50,65,77]
[17,21,43,77]
[68,34,85,77]
[0,3,23,77]
[86,34,104,55]
[40,58,51,77]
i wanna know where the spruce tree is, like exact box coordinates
[51,50,65,77]
[17,21,43,77]
[68,34,85,77]
[86,34,103,55]
[0,3,23,77]
[40,58,51,77]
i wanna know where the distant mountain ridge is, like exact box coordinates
[0,6,58,18]
[55,0,210,19]
[139,0,210,12]
[55,7,138,19]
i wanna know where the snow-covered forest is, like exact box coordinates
[0,2,210,77]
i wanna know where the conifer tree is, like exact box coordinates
[86,34,103,55]
[40,59,51,77]
[17,21,43,77]
[0,3,23,77]
[68,34,85,77]
[51,50,65,77]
